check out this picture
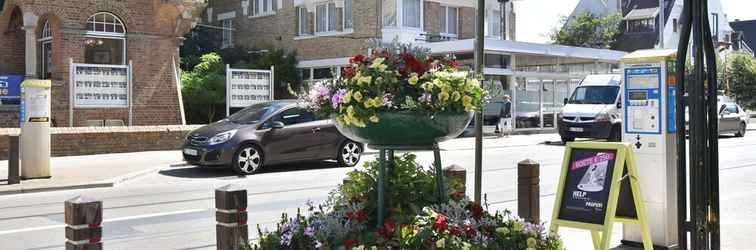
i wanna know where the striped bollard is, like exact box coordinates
[64,196,103,250]
[215,184,248,250]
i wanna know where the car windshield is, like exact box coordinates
[568,86,619,105]
[227,103,277,124]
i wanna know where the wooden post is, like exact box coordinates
[443,164,467,194]
[8,135,20,184]
[215,184,248,250]
[64,196,103,250]
[518,159,540,224]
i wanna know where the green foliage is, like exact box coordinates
[180,27,222,71]
[551,13,622,49]
[181,53,226,124]
[248,49,301,99]
[726,53,756,110]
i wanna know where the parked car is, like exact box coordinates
[557,74,623,143]
[685,102,748,137]
[183,100,364,175]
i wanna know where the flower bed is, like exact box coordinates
[247,154,562,250]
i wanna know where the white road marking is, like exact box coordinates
[0,208,206,236]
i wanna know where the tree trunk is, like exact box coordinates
[208,105,216,124]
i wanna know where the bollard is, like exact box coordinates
[216,184,248,250]
[518,159,540,224]
[64,196,103,250]
[443,164,467,195]
[8,135,20,184]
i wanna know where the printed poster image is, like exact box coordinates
[23,87,51,120]
[558,149,617,225]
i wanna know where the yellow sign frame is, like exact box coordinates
[549,142,653,250]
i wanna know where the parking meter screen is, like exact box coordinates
[625,67,662,134]
[558,148,617,225]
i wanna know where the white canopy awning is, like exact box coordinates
[623,7,659,21]
[424,39,627,62]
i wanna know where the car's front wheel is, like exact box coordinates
[338,141,362,167]
[232,144,263,175]
[735,122,746,137]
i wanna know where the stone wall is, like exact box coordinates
[0,106,20,128]
[0,125,202,160]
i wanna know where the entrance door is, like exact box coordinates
[515,78,542,129]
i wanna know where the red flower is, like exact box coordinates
[451,191,466,201]
[467,203,484,220]
[344,239,358,249]
[377,219,396,238]
[350,55,366,65]
[447,60,459,69]
[432,214,448,232]
[345,211,357,220]
[342,67,355,78]
[449,226,463,236]
[400,53,429,76]
[464,224,477,238]
[356,210,368,222]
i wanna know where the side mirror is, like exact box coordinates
[271,121,285,129]
[563,98,569,105]
[617,102,622,109]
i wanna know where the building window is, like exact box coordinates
[316,2,337,33]
[673,18,678,33]
[344,0,353,30]
[485,53,511,69]
[711,13,719,40]
[39,20,53,79]
[627,18,655,33]
[85,12,126,65]
[402,0,421,28]
[253,0,276,16]
[440,6,458,36]
[221,19,233,48]
[298,7,311,35]
[382,0,397,27]
[487,10,502,37]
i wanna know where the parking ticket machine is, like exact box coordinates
[620,49,678,249]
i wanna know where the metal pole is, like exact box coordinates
[377,149,386,227]
[659,0,665,48]
[473,0,485,204]
[226,64,231,117]
[675,1,692,249]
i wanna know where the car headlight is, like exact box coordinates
[208,130,237,145]
[595,113,610,123]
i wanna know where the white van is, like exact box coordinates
[557,74,623,143]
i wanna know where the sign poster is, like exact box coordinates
[0,75,23,101]
[228,70,273,108]
[557,148,617,225]
[73,65,129,108]
[23,86,51,122]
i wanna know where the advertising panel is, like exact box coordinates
[72,64,129,108]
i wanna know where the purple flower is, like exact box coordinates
[308,82,331,104]
[418,93,432,105]
[382,93,394,108]
[304,226,315,237]
[331,89,347,109]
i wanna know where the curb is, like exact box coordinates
[0,164,170,196]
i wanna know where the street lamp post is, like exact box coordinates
[473,0,485,204]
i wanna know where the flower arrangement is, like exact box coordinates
[247,154,562,250]
[303,42,486,128]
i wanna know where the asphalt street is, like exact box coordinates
[1,132,755,249]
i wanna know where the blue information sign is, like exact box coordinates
[0,75,23,103]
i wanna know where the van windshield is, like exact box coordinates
[568,86,620,105]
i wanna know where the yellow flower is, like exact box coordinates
[343,91,352,104]
[408,73,419,85]
[513,221,524,232]
[527,237,538,248]
[353,119,366,128]
[438,92,450,102]
[452,91,461,102]
[347,105,356,115]
[358,76,372,86]
[373,97,383,107]
[462,95,474,112]
[369,114,380,123]
[436,238,446,249]
[353,91,363,102]
[370,57,385,68]
[496,227,510,235]
[422,83,434,92]
[462,242,471,250]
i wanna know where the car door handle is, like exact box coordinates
[311,127,321,133]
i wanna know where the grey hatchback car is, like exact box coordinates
[686,102,749,137]
[182,100,363,175]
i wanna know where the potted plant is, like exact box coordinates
[303,42,486,148]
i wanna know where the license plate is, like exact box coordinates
[569,127,584,132]
[183,148,199,156]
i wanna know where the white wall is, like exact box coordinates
[662,0,734,49]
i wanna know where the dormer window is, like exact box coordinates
[624,7,659,33]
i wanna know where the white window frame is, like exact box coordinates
[382,0,424,31]
[439,5,458,38]
[485,9,502,39]
[297,7,311,36]
[343,0,353,31]
[315,1,337,34]
[85,12,127,65]
[251,0,277,17]
[221,19,234,49]
[39,20,53,79]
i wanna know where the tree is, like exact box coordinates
[551,13,622,49]
[727,53,756,110]
[182,53,226,124]
[249,49,300,99]
[180,26,222,71]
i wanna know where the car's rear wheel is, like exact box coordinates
[338,141,362,167]
[735,122,746,137]
[232,144,263,175]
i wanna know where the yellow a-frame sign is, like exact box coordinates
[549,142,653,250]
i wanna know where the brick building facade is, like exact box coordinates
[0,0,205,127]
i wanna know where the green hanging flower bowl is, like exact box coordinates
[333,111,474,149]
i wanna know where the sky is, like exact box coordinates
[515,0,756,44]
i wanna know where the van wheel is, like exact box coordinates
[735,122,746,137]
[609,125,622,142]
